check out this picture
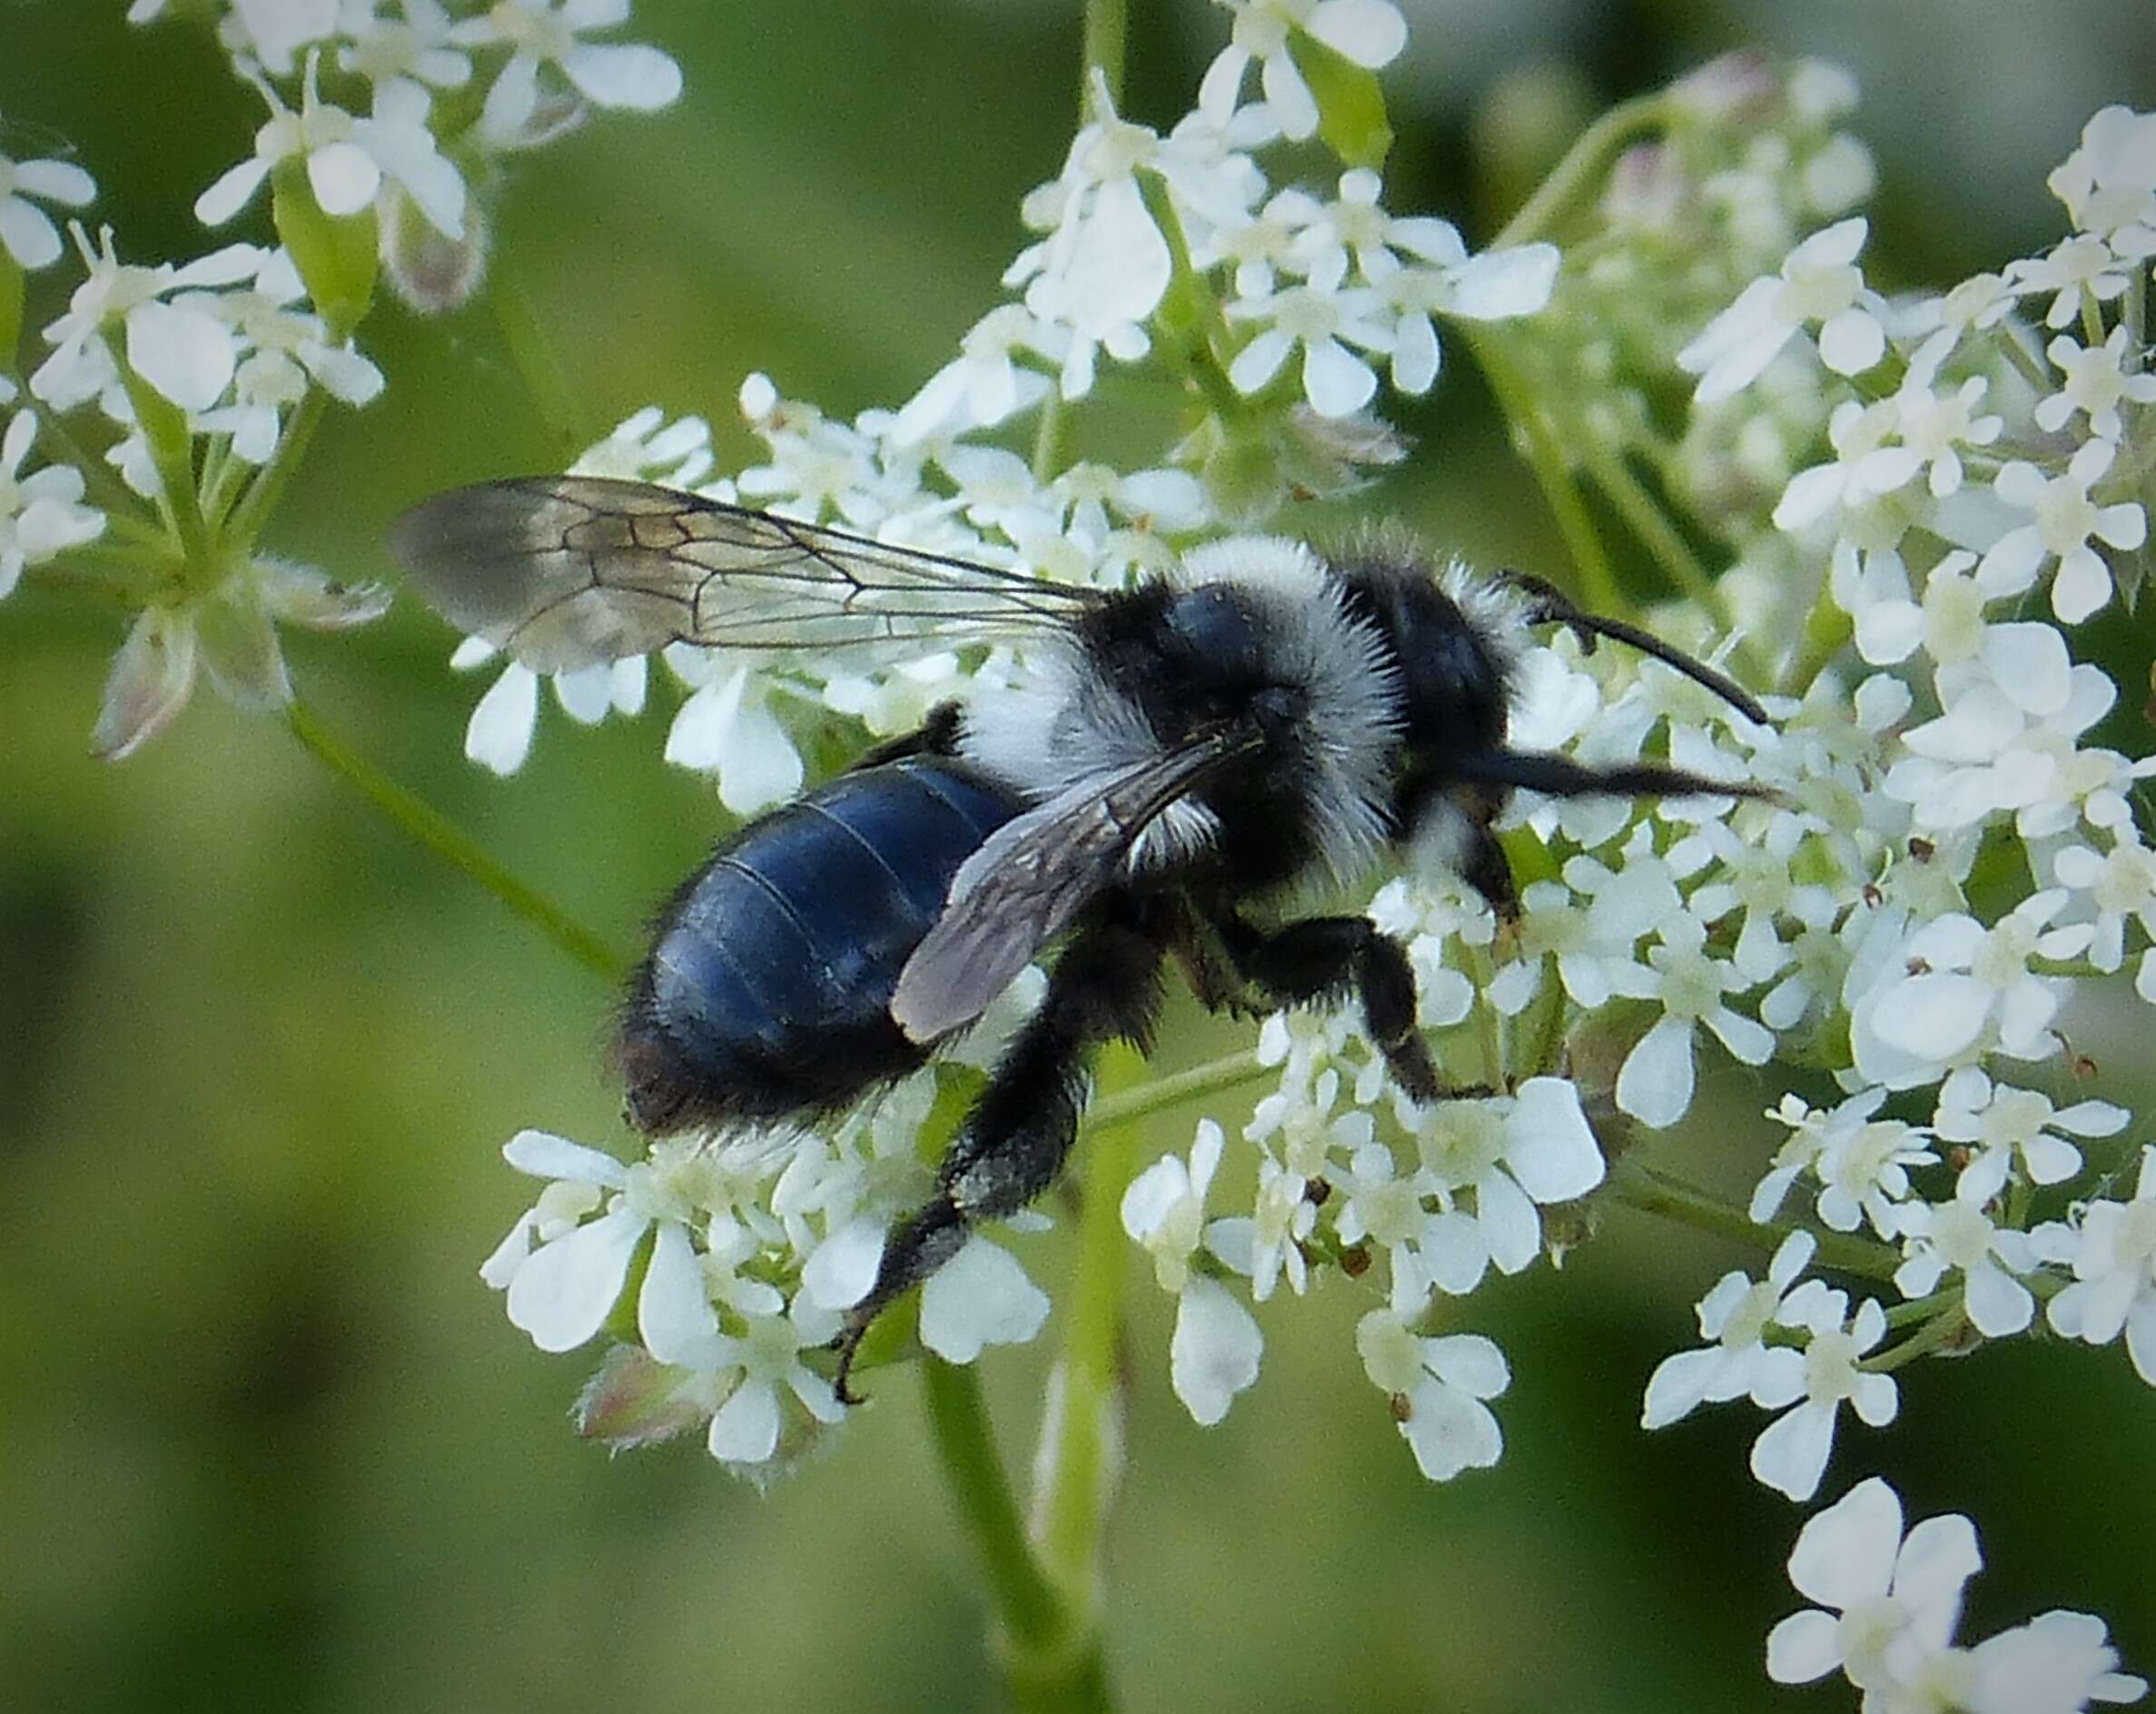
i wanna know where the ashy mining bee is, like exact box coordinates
[390,477,1764,1393]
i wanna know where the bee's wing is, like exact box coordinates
[889,725,1263,1044]
[387,475,1105,675]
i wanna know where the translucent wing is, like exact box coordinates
[386,475,1104,675]
[889,724,1264,1043]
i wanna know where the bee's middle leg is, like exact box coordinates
[833,910,1163,1400]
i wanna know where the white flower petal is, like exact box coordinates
[124,301,235,412]
[501,1128,627,1185]
[638,1220,718,1363]
[465,661,539,774]
[1750,1399,1835,1501]
[919,1237,1050,1362]
[505,1204,644,1352]
[1501,1077,1605,1202]
[1169,1275,1263,1426]
[706,1376,780,1463]
[1616,1014,1696,1129]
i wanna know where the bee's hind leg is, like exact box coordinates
[832,907,1164,1402]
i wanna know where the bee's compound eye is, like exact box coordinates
[1164,585,1267,680]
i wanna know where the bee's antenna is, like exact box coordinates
[1498,570,1769,727]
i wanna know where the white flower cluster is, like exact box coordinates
[433,19,2147,1699]
[2,1,682,760]
[460,0,1585,1469]
[480,976,1048,1471]
[1768,1478,2144,1714]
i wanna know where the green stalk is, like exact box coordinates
[921,1359,1065,1656]
[1465,329,1627,617]
[492,273,587,461]
[1082,0,1128,111]
[226,390,328,550]
[1015,1068,1146,1711]
[1607,1157,1904,1283]
[1082,1045,1264,1134]
[1492,93,1669,248]
[286,698,628,980]
[1862,1303,1970,1372]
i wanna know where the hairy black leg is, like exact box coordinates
[849,699,965,768]
[832,910,1163,1402]
[1214,913,1455,1104]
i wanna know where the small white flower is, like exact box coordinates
[452,0,684,146]
[1849,892,2090,1088]
[1011,76,1172,400]
[1399,1078,1606,1299]
[1894,1198,2037,1337]
[2040,1145,2156,1384]
[196,54,467,241]
[1612,911,1775,1130]
[1749,1289,1895,1501]
[1933,1065,2125,1206]
[1965,1610,2150,1714]
[686,1301,846,1467]
[1123,1119,1225,1296]
[2054,834,2156,976]
[1199,0,1407,143]
[2036,327,2156,441]
[1978,438,2148,624]
[0,147,97,272]
[1205,1152,1315,1302]
[891,305,1062,446]
[1765,1477,1980,1696]
[1355,1310,1508,1482]
[33,225,264,415]
[1678,217,1887,403]
[484,1130,723,1361]
[663,656,806,814]
[0,411,104,600]
[1755,1086,1933,1238]
[1641,1230,1815,1429]
[2047,104,2156,253]
[337,0,474,102]
[2007,234,2133,330]
[1225,280,1391,419]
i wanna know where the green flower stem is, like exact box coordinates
[1464,329,1627,618]
[1883,1289,1953,1328]
[1082,1045,1264,1136]
[1492,93,1669,248]
[1019,1057,1152,1711]
[1607,1157,1904,1282]
[920,1358,1066,1658]
[1993,321,2054,398]
[1863,1301,1970,1372]
[1082,0,1127,109]
[226,389,328,550]
[113,354,212,572]
[1578,442,1722,607]
[492,273,588,462]
[2080,285,2108,352]
[1138,173,1250,424]
[286,697,628,981]
[1032,392,1068,485]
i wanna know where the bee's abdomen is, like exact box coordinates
[617,757,1022,1133]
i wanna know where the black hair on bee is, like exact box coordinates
[390,477,1768,1398]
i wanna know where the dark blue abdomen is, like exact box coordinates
[618,756,1023,1131]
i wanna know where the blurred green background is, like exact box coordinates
[3,4,2153,1710]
